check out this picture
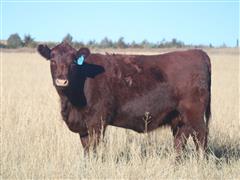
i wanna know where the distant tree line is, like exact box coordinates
[0,33,238,49]
[0,33,37,48]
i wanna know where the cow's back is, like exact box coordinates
[86,49,210,97]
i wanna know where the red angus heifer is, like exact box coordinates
[37,42,211,156]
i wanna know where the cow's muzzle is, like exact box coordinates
[55,78,69,87]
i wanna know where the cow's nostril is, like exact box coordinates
[64,80,68,85]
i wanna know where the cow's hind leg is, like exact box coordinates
[178,100,207,158]
[171,115,192,161]
[191,122,208,157]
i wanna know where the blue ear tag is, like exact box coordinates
[76,55,85,65]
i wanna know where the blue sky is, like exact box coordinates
[2,1,239,46]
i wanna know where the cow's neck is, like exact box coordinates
[56,79,87,120]
[57,85,86,107]
[56,88,89,135]
[57,92,72,121]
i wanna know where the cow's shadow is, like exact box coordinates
[109,140,240,164]
[207,141,240,164]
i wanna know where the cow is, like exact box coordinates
[37,42,211,157]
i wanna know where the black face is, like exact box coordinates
[37,42,90,88]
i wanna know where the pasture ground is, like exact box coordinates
[1,48,239,179]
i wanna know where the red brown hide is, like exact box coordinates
[37,42,211,156]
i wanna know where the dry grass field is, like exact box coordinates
[1,48,239,179]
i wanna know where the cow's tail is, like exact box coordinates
[200,50,211,133]
[205,73,211,129]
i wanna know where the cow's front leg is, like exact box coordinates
[79,133,100,155]
[79,122,106,155]
[79,133,91,155]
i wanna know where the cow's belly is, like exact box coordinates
[112,110,176,133]
[110,84,178,132]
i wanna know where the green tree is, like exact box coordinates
[23,34,36,48]
[100,37,113,48]
[7,33,23,48]
[170,38,184,47]
[0,43,7,48]
[87,40,97,47]
[72,41,84,49]
[130,40,140,48]
[116,37,127,48]
[171,38,177,46]
[141,39,152,48]
[63,33,73,44]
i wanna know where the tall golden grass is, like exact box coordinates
[1,48,239,179]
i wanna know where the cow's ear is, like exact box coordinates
[77,47,90,59]
[37,44,51,60]
[81,63,105,78]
